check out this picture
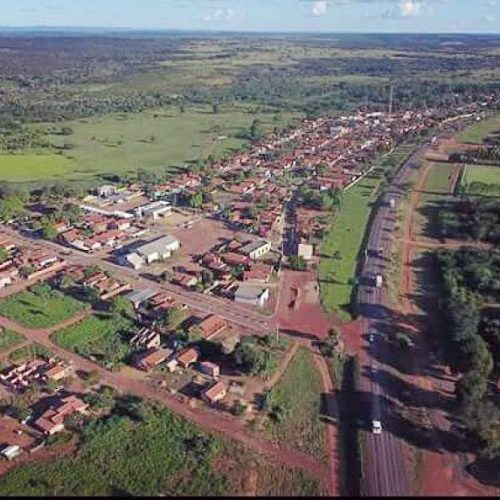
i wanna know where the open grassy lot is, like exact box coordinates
[266,347,326,463]
[414,162,456,239]
[423,162,455,194]
[457,114,500,143]
[0,283,86,329]
[0,329,25,353]
[0,153,74,183]
[9,342,54,364]
[0,399,323,496]
[319,172,381,320]
[6,106,299,182]
[52,313,135,370]
[461,165,500,196]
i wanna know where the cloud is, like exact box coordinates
[398,0,423,16]
[203,7,234,23]
[382,0,425,19]
[312,0,328,16]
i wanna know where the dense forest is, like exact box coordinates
[436,247,500,463]
[438,199,500,243]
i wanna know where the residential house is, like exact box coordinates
[243,263,273,283]
[194,315,228,340]
[34,395,89,435]
[176,347,199,368]
[171,273,198,289]
[0,265,19,289]
[124,288,157,310]
[130,327,161,350]
[134,348,172,372]
[199,361,220,379]
[202,381,227,404]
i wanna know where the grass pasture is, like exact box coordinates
[266,347,326,463]
[319,172,381,320]
[461,165,500,197]
[11,106,299,182]
[415,162,455,240]
[0,329,25,353]
[0,284,86,329]
[9,342,54,364]
[0,400,323,496]
[0,153,74,183]
[457,114,500,144]
[52,314,135,370]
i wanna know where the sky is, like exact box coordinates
[0,0,498,33]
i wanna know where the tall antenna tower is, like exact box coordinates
[388,85,394,115]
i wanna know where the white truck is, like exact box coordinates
[375,274,383,288]
[389,198,396,209]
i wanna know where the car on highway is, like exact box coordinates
[372,420,382,435]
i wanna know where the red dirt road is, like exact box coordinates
[397,155,499,496]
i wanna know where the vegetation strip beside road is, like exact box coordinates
[265,347,327,463]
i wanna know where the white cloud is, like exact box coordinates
[398,0,423,17]
[204,7,234,23]
[312,0,328,16]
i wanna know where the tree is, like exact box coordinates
[189,191,203,209]
[0,246,9,264]
[231,400,247,417]
[159,306,185,330]
[63,203,82,224]
[212,103,219,114]
[83,287,101,305]
[201,269,214,286]
[456,370,488,405]
[41,221,58,241]
[234,338,273,376]
[83,265,102,279]
[109,296,134,318]
[0,193,26,221]
[289,255,307,270]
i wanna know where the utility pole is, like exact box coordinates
[388,85,394,115]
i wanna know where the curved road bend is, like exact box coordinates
[356,127,472,496]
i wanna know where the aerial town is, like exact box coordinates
[0,17,499,499]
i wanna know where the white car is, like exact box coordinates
[369,332,377,343]
[372,420,382,435]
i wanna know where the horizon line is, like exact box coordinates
[0,25,499,36]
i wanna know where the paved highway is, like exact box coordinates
[356,122,476,496]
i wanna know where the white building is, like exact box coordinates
[234,285,270,308]
[298,243,314,261]
[239,240,272,261]
[125,235,180,270]
[135,201,172,221]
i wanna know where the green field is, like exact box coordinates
[266,348,326,463]
[0,400,323,496]
[52,313,135,370]
[9,342,54,364]
[461,165,500,196]
[0,106,300,183]
[0,284,87,329]
[423,163,455,194]
[319,172,381,320]
[457,114,500,143]
[0,329,25,353]
[415,162,455,240]
[0,154,75,183]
